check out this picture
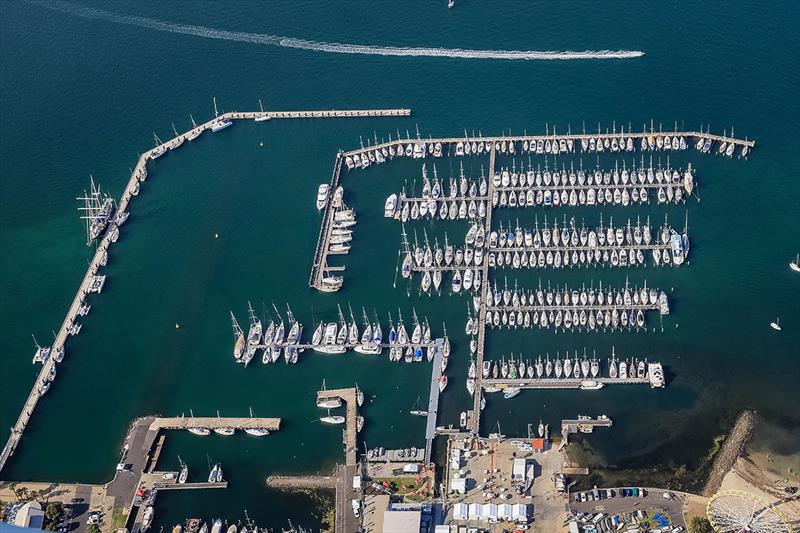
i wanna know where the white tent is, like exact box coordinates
[498,504,514,521]
[452,503,468,520]
[450,477,467,494]
[468,503,481,520]
[512,503,529,522]
[482,503,498,523]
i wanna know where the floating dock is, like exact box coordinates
[471,144,497,434]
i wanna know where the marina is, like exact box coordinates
[0,105,413,475]
[307,124,754,438]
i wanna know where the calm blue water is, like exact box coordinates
[1,1,799,529]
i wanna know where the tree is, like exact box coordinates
[43,502,64,531]
[86,524,102,533]
[689,516,714,533]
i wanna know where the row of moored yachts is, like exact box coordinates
[344,131,746,172]
[231,305,451,367]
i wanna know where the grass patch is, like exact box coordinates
[372,476,433,503]
[111,508,129,530]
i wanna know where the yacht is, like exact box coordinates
[580,380,604,390]
[317,184,329,211]
[141,506,154,531]
[213,412,235,436]
[178,457,188,483]
[770,318,781,331]
[384,194,398,217]
[211,519,223,533]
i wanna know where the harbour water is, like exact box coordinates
[1,1,799,530]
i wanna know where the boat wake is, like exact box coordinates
[31,1,645,61]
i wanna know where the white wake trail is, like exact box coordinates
[32,1,645,61]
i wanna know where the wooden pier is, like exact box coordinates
[0,105,407,474]
[471,144,496,434]
[149,416,281,431]
[316,387,359,466]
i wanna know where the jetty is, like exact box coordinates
[424,339,445,462]
[471,144,497,434]
[0,104,403,474]
[316,387,360,466]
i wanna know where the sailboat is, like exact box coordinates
[231,312,245,363]
[790,254,800,272]
[254,99,270,121]
[77,175,115,246]
[245,407,270,436]
[770,318,782,331]
[320,409,346,425]
[178,456,189,483]
[208,462,224,483]
[213,411,235,436]
[243,302,262,367]
[210,97,233,132]
[410,396,428,416]
[356,384,365,407]
[187,410,211,436]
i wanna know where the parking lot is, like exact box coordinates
[568,487,686,532]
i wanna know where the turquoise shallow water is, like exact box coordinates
[2,0,799,529]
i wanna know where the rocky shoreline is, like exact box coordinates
[702,409,756,496]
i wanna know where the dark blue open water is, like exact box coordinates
[1,1,799,529]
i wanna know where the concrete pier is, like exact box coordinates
[316,387,359,466]
[424,339,444,463]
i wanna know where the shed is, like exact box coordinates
[532,438,546,451]
[512,458,527,481]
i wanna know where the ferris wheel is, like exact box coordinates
[707,490,793,533]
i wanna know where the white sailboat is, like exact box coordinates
[245,407,270,436]
[76,175,115,246]
[320,409,346,425]
[254,98,270,121]
[770,318,782,331]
